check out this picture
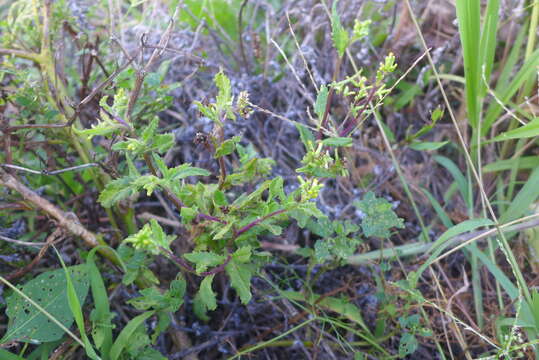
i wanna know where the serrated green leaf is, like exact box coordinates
[142,117,159,142]
[225,260,253,304]
[3,265,89,343]
[180,207,197,224]
[269,176,285,201]
[331,0,349,57]
[184,252,226,274]
[354,192,404,238]
[213,222,234,240]
[215,136,241,158]
[214,70,235,122]
[152,133,175,153]
[75,110,125,140]
[232,246,252,263]
[198,275,217,311]
[98,176,139,207]
[295,123,315,148]
[314,240,332,262]
[314,85,329,119]
[169,163,211,181]
[213,190,228,206]
[259,222,282,236]
[123,219,175,255]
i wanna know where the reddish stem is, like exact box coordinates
[197,213,228,224]
[338,85,378,137]
[236,209,286,236]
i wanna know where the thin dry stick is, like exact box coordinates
[126,6,178,123]
[430,266,474,360]
[5,228,64,281]
[0,167,98,248]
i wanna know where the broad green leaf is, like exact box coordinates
[321,137,353,147]
[399,333,418,357]
[184,252,226,274]
[152,133,175,154]
[3,265,89,343]
[225,260,253,304]
[354,192,404,238]
[213,190,227,206]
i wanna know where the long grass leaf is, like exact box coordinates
[483,156,539,172]
[109,311,155,360]
[88,246,114,356]
[410,218,494,286]
[478,0,500,97]
[500,166,539,223]
[484,48,539,135]
[434,155,470,208]
[455,0,481,128]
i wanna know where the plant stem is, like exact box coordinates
[317,55,342,140]
[236,209,286,236]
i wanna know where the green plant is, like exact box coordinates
[0,0,406,358]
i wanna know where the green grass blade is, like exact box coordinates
[53,247,100,360]
[500,166,539,223]
[484,48,539,135]
[455,0,481,128]
[87,246,114,356]
[410,218,494,286]
[420,187,454,228]
[109,311,155,360]
[483,156,539,172]
[433,155,471,208]
[478,0,500,97]
[0,349,25,360]
[496,23,527,92]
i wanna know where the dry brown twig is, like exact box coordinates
[5,228,65,281]
[0,167,98,248]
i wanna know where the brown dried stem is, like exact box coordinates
[0,167,122,265]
